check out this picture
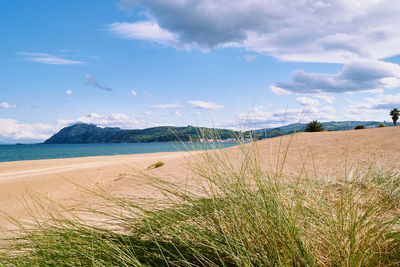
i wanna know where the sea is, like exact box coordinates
[0,142,238,163]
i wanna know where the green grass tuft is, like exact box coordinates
[147,161,165,169]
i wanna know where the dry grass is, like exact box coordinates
[1,135,399,266]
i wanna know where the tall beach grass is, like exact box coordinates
[1,132,400,266]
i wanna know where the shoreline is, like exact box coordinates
[0,142,237,163]
[2,127,400,227]
[0,150,191,181]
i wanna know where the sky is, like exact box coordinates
[1,0,400,143]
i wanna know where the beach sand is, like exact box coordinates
[1,126,400,227]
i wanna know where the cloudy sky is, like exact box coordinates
[1,0,400,143]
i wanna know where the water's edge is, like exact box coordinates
[0,143,237,163]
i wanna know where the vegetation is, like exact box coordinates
[354,125,366,130]
[305,120,324,132]
[251,121,392,139]
[2,138,399,266]
[147,161,165,169]
[44,123,239,144]
[45,121,395,144]
[390,108,399,126]
[378,123,386,128]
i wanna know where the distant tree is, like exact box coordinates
[390,108,400,126]
[378,123,386,128]
[354,125,366,130]
[305,120,324,132]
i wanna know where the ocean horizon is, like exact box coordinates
[0,142,237,163]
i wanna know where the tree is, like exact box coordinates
[378,123,385,128]
[354,125,365,130]
[305,120,324,132]
[390,108,400,126]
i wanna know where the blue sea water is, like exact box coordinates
[0,143,237,163]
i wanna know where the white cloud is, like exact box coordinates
[224,105,336,129]
[65,89,73,95]
[108,21,179,47]
[143,91,151,96]
[315,94,335,103]
[295,97,320,106]
[272,59,400,94]
[57,113,146,129]
[188,100,224,111]
[19,52,84,65]
[0,112,160,143]
[353,93,400,110]
[116,0,400,63]
[148,103,182,109]
[0,118,55,142]
[321,106,336,113]
[172,110,182,117]
[0,102,17,109]
[270,85,290,95]
[84,75,112,91]
[131,89,137,96]
[242,54,257,62]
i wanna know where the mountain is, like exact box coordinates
[44,121,392,144]
[44,123,122,144]
[44,123,238,144]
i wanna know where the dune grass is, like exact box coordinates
[1,136,400,266]
[147,161,165,169]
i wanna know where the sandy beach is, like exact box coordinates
[1,126,400,227]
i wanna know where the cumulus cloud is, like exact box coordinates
[223,105,336,129]
[0,112,160,143]
[109,21,179,47]
[19,52,84,65]
[84,75,112,91]
[242,54,258,62]
[116,0,400,63]
[57,113,147,129]
[0,102,17,109]
[322,106,337,113]
[131,89,137,96]
[172,110,181,117]
[0,118,55,143]
[65,89,73,95]
[295,97,320,106]
[352,93,400,110]
[315,94,335,103]
[188,100,224,111]
[271,59,400,94]
[148,103,182,109]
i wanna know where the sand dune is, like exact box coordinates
[1,126,400,227]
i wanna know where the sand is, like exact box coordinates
[1,126,400,227]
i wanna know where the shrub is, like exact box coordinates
[305,120,324,132]
[147,161,165,169]
[378,123,386,128]
[354,125,366,130]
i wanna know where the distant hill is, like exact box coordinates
[44,121,392,144]
[252,121,393,139]
[44,123,238,144]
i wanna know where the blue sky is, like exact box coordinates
[1,0,400,143]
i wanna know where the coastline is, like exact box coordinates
[0,142,237,163]
[2,127,400,229]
